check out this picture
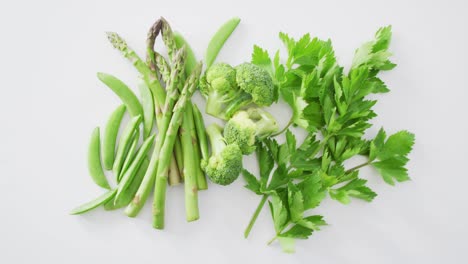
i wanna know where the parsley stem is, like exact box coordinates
[244,195,268,238]
[345,161,371,173]
[267,235,278,245]
[271,117,294,137]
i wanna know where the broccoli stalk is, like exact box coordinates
[202,124,243,185]
[224,108,279,154]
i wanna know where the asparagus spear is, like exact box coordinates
[107,29,181,182]
[106,31,166,112]
[125,48,186,217]
[164,23,208,191]
[192,104,209,162]
[153,63,202,228]
[179,103,201,221]
[186,104,208,190]
[147,19,183,183]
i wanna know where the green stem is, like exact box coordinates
[153,66,201,228]
[271,117,293,137]
[267,222,289,245]
[192,104,209,161]
[180,104,201,220]
[124,49,185,217]
[345,161,371,174]
[244,195,268,238]
[267,235,278,245]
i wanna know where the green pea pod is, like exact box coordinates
[70,189,116,215]
[118,129,140,182]
[174,32,197,76]
[104,159,149,210]
[113,115,142,180]
[102,105,126,170]
[205,17,240,68]
[97,72,144,118]
[138,81,154,138]
[115,134,155,204]
[88,127,111,189]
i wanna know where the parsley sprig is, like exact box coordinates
[243,26,415,253]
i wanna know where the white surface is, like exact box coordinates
[1,0,467,263]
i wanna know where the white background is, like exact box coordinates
[1,0,467,263]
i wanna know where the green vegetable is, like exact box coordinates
[119,130,140,181]
[224,108,279,154]
[180,105,201,220]
[88,127,111,189]
[97,73,143,118]
[201,124,243,185]
[102,104,126,170]
[205,17,240,68]
[70,189,116,215]
[200,62,276,120]
[104,159,149,210]
[115,134,155,204]
[112,115,142,180]
[174,32,197,75]
[138,81,155,138]
[125,48,187,218]
[153,63,202,228]
[171,28,208,191]
[107,31,167,117]
[242,26,415,252]
[192,104,209,161]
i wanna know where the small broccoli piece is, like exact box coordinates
[201,124,243,185]
[200,62,276,120]
[224,108,279,154]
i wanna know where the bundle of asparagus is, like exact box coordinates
[72,18,217,229]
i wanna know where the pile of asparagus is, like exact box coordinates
[72,18,222,229]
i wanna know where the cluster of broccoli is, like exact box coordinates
[199,62,279,185]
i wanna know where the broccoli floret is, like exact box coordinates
[201,124,243,185]
[224,108,279,154]
[200,62,276,120]
[235,63,275,106]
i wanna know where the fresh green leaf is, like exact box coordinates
[256,142,275,187]
[298,172,326,209]
[372,156,410,185]
[378,130,415,160]
[268,164,289,191]
[288,183,304,222]
[280,224,312,239]
[330,178,377,204]
[298,215,327,230]
[269,193,289,233]
[242,169,261,194]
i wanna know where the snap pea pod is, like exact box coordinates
[205,17,240,68]
[118,129,140,182]
[113,115,142,181]
[174,32,197,76]
[138,81,154,138]
[115,134,155,204]
[70,189,116,215]
[97,72,143,118]
[104,159,149,211]
[88,127,111,189]
[102,105,126,170]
